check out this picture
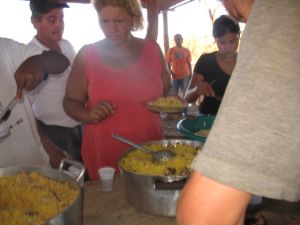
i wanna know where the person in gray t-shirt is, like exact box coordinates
[177,0,300,225]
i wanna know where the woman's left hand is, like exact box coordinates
[88,101,116,124]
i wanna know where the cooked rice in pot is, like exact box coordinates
[0,172,78,225]
[119,143,201,176]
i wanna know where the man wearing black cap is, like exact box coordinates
[30,0,69,16]
[27,0,83,163]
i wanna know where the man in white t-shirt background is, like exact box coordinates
[27,0,82,162]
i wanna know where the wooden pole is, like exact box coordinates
[142,0,159,41]
[162,10,169,54]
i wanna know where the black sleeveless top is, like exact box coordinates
[193,51,230,115]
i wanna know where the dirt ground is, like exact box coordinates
[250,198,300,225]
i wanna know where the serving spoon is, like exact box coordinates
[0,97,18,123]
[112,133,175,162]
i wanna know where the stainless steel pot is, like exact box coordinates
[118,139,202,217]
[0,159,85,225]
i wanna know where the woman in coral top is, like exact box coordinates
[63,0,172,180]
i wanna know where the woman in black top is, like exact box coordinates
[185,15,240,115]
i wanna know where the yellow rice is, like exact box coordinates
[151,96,184,107]
[0,172,78,225]
[120,143,201,176]
[195,129,210,137]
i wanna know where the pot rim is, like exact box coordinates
[0,163,82,224]
[118,139,202,180]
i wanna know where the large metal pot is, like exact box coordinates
[118,139,202,217]
[0,159,85,225]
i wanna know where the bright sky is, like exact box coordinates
[0,0,227,52]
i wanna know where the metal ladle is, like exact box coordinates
[112,133,175,162]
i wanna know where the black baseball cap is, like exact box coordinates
[30,0,69,15]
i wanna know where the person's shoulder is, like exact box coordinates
[0,38,25,59]
[0,37,18,45]
[166,46,176,54]
[0,37,25,49]
[142,38,158,47]
[0,38,30,67]
[182,47,191,56]
[183,47,191,52]
[26,37,48,53]
[60,39,75,49]
[195,51,216,65]
[27,36,35,45]
[200,51,216,59]
[141,38,162,52]
[77,41,100,56]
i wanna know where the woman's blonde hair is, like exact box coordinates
[92,0,144,31]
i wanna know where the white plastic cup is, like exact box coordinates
[98,167,116,192]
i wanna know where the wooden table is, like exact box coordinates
[83,175,177,225]
[83,175,300,225]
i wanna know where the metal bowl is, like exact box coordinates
[0,159,84,225]
[118,139,202,217]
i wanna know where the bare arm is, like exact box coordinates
[187,61,193,76]
[154,42,174,96]
[177,171,251,225]
[165,50,174,79]
[184,72,216,103]
[167,62,173,78]
[14,50,69,98]
[184,72,205,103]
[63,47,116,124]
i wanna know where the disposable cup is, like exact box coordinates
[98,167,115,192]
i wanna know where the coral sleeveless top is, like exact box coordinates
[82,40,164,179]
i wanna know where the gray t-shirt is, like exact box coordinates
[192,0,300,202]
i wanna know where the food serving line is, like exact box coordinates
[1,97,298,225]
[81,96,300,225]
[81,101,205,225]
[81,107,299,225]
[81,103,196,224]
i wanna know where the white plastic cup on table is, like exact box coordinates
[98,167,116,192]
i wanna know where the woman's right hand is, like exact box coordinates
[88,101,116,124]
[196,81,216,97]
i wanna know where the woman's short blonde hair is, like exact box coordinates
[92,0,144,31]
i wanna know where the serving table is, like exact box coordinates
[82,171,300,225]
[83,175,177,225]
